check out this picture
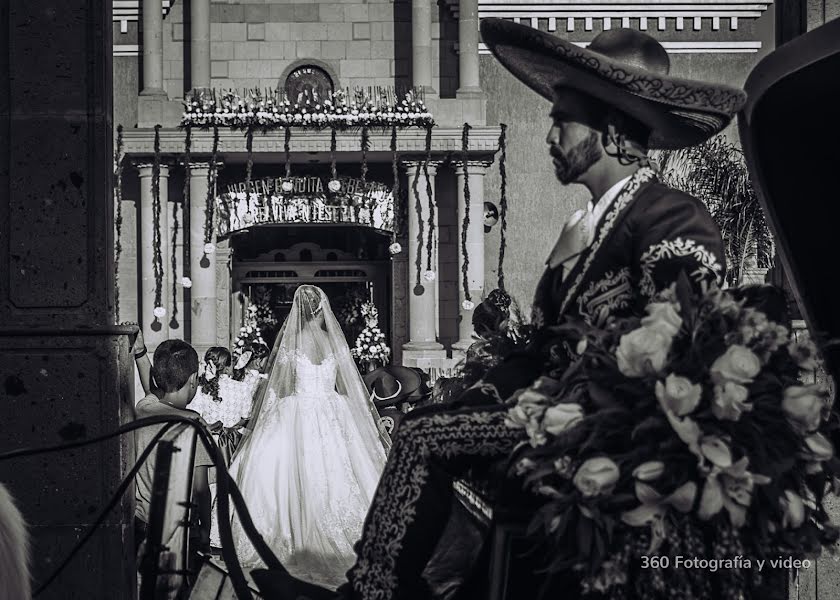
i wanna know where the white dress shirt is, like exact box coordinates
[548,174,634,272]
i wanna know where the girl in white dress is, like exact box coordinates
[227,285,389,588]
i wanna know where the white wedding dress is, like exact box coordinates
[227,286,389,589]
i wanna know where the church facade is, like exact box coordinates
[112,0,778,376]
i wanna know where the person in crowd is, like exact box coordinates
[130,333,217,558]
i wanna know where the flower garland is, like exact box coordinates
[152,125,165,326]
[412,158,424,291]
[423,126,435,274]
[170,195,180,329]
[244,126,254,206]
[497,123,508,292]
[460,123,473,309]
[389,126,401,255]
[202,125,219,265]
[182,126,192,288]
[114,125,124,322]
[284,126,292,178]
[360,125,370,184]
[330,127,338,181]
[181,87,434,130]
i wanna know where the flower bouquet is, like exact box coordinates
[506,275,839,599]
[351,302,391,369]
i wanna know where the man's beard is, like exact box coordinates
[551,131,601,184]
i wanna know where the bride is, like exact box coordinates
[227,285,390,588]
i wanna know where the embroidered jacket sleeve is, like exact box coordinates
[631,186,726,298]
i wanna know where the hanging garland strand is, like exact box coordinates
[203,125,219,259]
[182,126,192,283]
[423,125,434,272]
[114,125,124,322]
[284,126,291,178]
[152,125,164,320]
[412,159,424,288]
[244,126,254,210]
[460,123,472,305]
[360,125,370,183]
[390,126,400,245]
[497,123,508,292]
[330,127,338,181]
[170,189,180,329]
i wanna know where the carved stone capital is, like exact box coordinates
[453,159,493,175]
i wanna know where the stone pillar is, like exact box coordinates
[137,162,172,353]
[411,0,435,94]
[190,0,211,91]
[457,0,482,95]
[402,161,444,364]
[453,160,489,351]
[216,239,233,348]
[141,0,166,95]
[0,1,135,598]
[189,162,218,356]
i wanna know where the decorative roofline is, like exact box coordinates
[120,127,502,159]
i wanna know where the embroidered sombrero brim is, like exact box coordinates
[739,16,840,381]
[363,365,421,404]
[480,18,747,149]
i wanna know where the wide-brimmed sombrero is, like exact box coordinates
[480,18,747,149]
[363,365,423,408]
[738,17,840,382]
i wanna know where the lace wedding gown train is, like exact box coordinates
[228,350,387,588]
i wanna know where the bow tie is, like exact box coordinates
[547,205,594,272]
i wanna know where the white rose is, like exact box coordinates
[153,306,166,318]
[712,382,753,421]
[780,490,805,528]
[616,326,671,377]
[542,403,584,436]
[655,374,702,416]
[788,337,820,371]
[632,461,665,481]
[804,432,833,461]
[710,345,761,385]
[573,457,620,497]
[782,385,825,432]
[641,302,683,338]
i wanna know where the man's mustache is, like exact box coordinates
[549,146,567,164]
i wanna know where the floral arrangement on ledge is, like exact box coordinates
[181,88,434,130]
[351,302,391,369]
[506,275,839,600]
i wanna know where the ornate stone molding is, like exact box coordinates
[453,159,495,173]
[122,127,502,159]
[478,40,763,53]
[446,0,773,32]
[113,0,174,34]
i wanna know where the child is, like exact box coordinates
[187,347,251,463]
[131,335,216,557]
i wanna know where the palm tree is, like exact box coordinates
[654,135,774,286]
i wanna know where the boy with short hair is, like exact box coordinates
[132,335,216,556]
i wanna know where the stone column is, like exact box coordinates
[190,0,211,91]
[411,0,435,94]
[0,1,135,597]
[453,160,489,351]
[189,162,218,356]
[402,161,445,367]
[141,0,166,95]
[137,162,172,352]
[457,0,482,95]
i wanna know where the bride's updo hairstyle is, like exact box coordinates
[297,285,325,323]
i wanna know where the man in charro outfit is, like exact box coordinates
[253,18,746,600]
